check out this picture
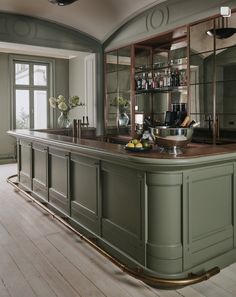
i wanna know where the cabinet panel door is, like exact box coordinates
[183,164,234,269]
[32,143,48,201]
[70,154,100,234]
[101,162,145,264]
[19,139,32,190]
[48,148,69,214]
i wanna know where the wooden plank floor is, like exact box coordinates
[1,163,236,297]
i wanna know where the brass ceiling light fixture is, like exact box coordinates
[48,0,78,6]
[206,6,236,39]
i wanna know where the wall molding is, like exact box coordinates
[104,0,236,51]
[0,12,101,53]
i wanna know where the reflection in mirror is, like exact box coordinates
[190,19,214,54]
[189,12,236,143]
[215,12,236,50]
[105,47,131,135]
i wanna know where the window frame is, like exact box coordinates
[10,55,55,130]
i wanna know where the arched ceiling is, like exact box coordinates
[0,0,167,42]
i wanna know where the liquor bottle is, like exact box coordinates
[179,70,184,86]
[166,70,171,87]
[147,71,153,89]
[171,70,176,87]
[163,70,167,87]
[142,73,147,90]
[152,73,158,89]
[137,75,142,90]
[175,69,180,87]
[159,73,164,88]
[180,70,187,86]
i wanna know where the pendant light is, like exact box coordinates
[206,6,236,39]
[48,0,78,6]
[206,17,236,39]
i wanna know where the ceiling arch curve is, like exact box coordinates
[0,0,167,42]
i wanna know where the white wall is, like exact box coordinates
[69,53,87,122]
[0,53,16,162]
[84,53,96,128]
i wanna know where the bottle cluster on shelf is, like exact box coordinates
[135,68,187,91]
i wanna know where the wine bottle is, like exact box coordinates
[188,120,200,128]
[180,116,190,127]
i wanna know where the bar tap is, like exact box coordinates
[81,116,89,127]
[72,119,77,138]
[77,119,82,139]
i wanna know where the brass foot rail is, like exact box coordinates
[7,174,220,288]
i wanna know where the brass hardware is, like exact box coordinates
[60,216,69,221]
[40,201,48,206]
[7,174,220,288]
[87,237,98,244]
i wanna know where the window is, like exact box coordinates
[12,59,51,129]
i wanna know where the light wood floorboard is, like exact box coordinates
[1,163,236,297]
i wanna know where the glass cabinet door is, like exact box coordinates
[134,37,188,130]
[134,46,153,131]
[105,27,190,138]
[215,12,236,133]
[105,47,131,136]
[189,19,215,133]
[189,12,236,143]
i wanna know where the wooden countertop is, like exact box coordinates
[7,129,236,166]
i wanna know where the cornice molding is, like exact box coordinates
[0,12,102,53]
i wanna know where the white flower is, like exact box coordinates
[49,97,57,108]
[57,95,65,104]
[70,95,80,107]
[58,101,68,111]
[49,94,81,113]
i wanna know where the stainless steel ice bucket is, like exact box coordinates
[150,127,193,152]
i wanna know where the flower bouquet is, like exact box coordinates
[49,95,82,128]
[110,96,130,127]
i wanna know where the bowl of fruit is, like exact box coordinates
[125,139,151,152]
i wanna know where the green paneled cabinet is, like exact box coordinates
[16,135,236,280]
